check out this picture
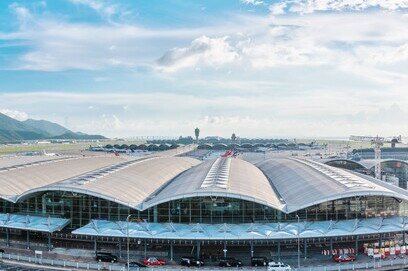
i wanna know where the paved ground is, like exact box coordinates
[0,262,67,271]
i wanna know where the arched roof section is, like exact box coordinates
[141,158,285,211]
[212,143,228,150]
[358,159,408,170]
[324,158,408,171]
[0,155,128,202]
[198,143,213,149]
[18,156,201,209]
[256,158,408,213]
[323,159,367,171]
[240,143,254,148]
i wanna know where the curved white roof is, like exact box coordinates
[256,158,408,213]
[2,152,408,215]
[18,156,200,209]
[141,157,285,211]
[0,155,128,201]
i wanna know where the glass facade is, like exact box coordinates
[0,192,406,229]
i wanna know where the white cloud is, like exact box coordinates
[0,109,28,121]
[270,0,408,15]
[269,2,287,15]
[9,3,32,27]
[241,0,264,6]
[156,36,239,72]
[354,43,408,65]
[68,0,118,19]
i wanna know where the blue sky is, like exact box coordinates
[0,0,408,138]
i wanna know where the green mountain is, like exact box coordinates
[0,113,48,142]
[23,119,71,137]
[0,113,106,142]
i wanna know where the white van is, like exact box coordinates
[267,261,291,271]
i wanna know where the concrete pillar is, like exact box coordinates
[278,240,281,260]
[330,238,333,253]
[118,238,122,258]
[355,236,359,256]
[170,241,174,261]
[26,231,30,250]
[304,239,307,259]
[197,241,201,259]
[223,241,227,258]
[144,240,147,258]
[403,231,406,244]
[48,233,52,251]
[41,195,46,215]
[153,206,158,223]
[94,237,97,253]
[5,228,9,247]
[250,241,254,257]
[379,234,382,247]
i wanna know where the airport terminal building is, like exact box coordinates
[1,147,408,261]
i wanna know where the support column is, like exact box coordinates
[329,238,333,253]
[94,237,97,253]
[403,231,406,245]
[250,241,254,257]
[5,228,9,247]
[223,241,227,258]
[304,239,307,259]
[355,236,359,256]
[170,241,174,261]
[144,240,147,258]
[197,241,201,259]
[153,206,158,223]
[118,238,122,258]
[26,231,30,250]
[278,240,281,261]
[379,234,382,247]
[48,233,51,251]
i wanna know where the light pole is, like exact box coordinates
[295,215,300,269]
[126,214,132,271]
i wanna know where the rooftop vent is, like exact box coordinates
[293,158,375,189]
[200,158,231,189]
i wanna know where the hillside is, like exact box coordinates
[23,119,71,137]
[0,113,106,142]
[0,113,48,142]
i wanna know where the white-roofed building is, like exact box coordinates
[1,149,408,260]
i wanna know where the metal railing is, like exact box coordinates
[1,252,408,271]
[294,257,408,271]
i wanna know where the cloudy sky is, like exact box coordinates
[0,0,407,138]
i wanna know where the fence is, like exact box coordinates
[294,256,408,271]
[1,253,408,271]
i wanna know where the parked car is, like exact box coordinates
[251,256,268,266]
[267,261,291,271]
[180,256,204,267]
[126,261,147,268]
[219,257,243,267]
[142,257,166,266]
[95,252,118,263]
[332,254,356,262]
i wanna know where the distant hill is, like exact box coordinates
[0,113,107,142]
[23,119,71,137]
[52,131,106,140]
[0,113,48,142]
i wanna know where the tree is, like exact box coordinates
[194,127,200,143]
[231,133,237,142]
